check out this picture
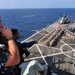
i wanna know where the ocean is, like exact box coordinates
[0,8,75,42]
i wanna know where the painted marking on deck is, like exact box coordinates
[36,44,48,65]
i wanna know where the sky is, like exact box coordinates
[0,0,75,9]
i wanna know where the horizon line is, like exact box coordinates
[0,8,75,9]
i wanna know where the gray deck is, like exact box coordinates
[22,21,75,75]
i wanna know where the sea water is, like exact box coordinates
[0,8,75,42]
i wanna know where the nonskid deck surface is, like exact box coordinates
[22,21,75,75]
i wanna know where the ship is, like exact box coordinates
[1,15,75,75]
[21,15,75,75]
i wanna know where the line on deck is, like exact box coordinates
[36,44,48,65]
[60,39,75,59]
[21,28,45,43]
[38,25,59,42]
[38,44,60,50]
[24,50,73,62]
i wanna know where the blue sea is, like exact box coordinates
[0,8,75,42]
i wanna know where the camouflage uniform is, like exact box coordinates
[0,46,14,75]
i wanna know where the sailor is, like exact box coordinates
[11,28,38,75]
[0,19,20,75]
[11,28,38,59]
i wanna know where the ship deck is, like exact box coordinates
[22,20,75,75]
